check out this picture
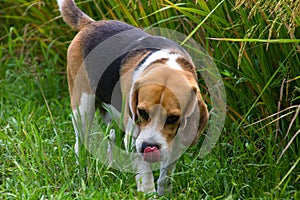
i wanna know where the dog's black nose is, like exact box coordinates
[141,142,160,153]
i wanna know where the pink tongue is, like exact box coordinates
[143,146,160,163]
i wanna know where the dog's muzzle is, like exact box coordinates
[141,142,161,163]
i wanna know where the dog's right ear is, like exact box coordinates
[128,82,139,123]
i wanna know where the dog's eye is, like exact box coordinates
[138,108,149,121]
[165,115,180,125]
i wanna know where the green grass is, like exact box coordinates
[1,0,299,199]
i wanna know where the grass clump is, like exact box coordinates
[1,0,299,199]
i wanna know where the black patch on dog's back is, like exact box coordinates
[96,48,159,111]
[83,20,136,58]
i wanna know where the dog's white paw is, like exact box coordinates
[107,129,116,166]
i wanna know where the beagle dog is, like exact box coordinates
[57,0,209,195]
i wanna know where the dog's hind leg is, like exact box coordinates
[71,92,95,157]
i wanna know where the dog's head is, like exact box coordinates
[128,63,209,163]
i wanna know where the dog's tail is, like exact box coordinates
[57,0,94,30]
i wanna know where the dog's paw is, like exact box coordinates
[109,128,116,142]
[107,128,116,166]
[157,178,173,196]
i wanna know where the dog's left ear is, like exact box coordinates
[192,86,209,144]
[178,86,209,146]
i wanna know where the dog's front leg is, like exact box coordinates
[157,160,177,196]
[133,155,155,193]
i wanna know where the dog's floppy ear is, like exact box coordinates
[178,86,209,146]
[192,86,209,144]
[128,82,139,123]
